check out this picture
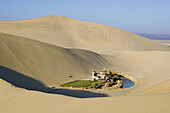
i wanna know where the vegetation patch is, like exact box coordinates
[60,69,126,89]
[60,80,90,87]
[60,76,120,89]
[60,80,108,88]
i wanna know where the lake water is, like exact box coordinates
[120,77,134,88]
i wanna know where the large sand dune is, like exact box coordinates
[0,32,112,86]
[0,16,170,113]
[0,15,169,54]
[0,32,169,93]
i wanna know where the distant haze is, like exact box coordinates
[137,33,170,40]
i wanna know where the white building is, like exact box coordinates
[91,70,108,81]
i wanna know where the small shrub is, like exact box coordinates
[113,75,120,81]
[91,83,96,89]
[106,82,110,87]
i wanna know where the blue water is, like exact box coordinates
[120,77,134,88]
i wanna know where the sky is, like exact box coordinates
[0,0,170,34]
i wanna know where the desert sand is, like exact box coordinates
[0,16,170,113]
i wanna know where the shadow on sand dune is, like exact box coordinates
[0,65,108,98]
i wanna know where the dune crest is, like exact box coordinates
[0,32,112,86]
[0,15,169,54]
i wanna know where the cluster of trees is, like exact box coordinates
[90,80,106,89]
[89,73,121,89]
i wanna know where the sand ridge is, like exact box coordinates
[0,15,169,54]
[0,32,113,86]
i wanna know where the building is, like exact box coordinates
[91,69,108,81]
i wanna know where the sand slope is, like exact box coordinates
[0,79,169,113]
[0,32,112,86]
[0,16,170,113]
[140,80,170,94]
[108,51,170,92]
[0,32,170,94]
[0,15,169,54]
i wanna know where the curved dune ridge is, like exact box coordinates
[140,80,170,94]
[0,32,169,93]
[0,79,18,95]
[0,16,170,113]
[0,32,112,86]
[0,15,169,54]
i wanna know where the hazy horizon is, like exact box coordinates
[137,33,170,40]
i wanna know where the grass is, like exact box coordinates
[60,80,106,88]
[60,80,90,87]
[59,75,128,89]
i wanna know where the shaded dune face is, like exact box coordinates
[0,33,112,86]
[0,66,108,98]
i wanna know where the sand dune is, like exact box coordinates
[140,80,170,94]
[0,79,170,113]
[108,51,170,92]
[0,79,18,95]
[0,34,169,108]
[0,16,170,113]
[0,32,114,86]
[1,32,169,93]
[0,15,169,54]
